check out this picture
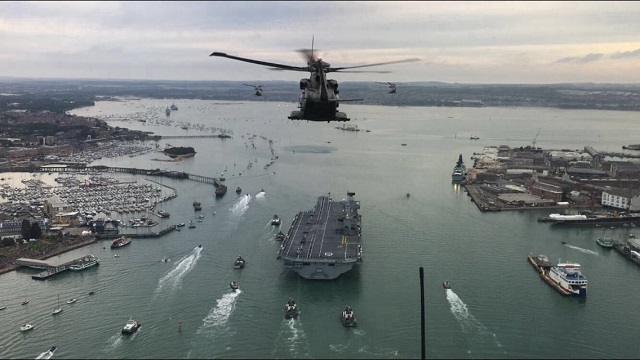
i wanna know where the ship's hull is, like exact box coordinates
[552,216,640,226]
[281,259,357,280]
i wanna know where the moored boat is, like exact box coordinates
[284,298,299,319]
[451,154,467,182]
[596,237,614,248]
[111,236,131,249]
[340,305,357,327]
[69,254,100,271]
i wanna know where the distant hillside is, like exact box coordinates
[1,77,640,112]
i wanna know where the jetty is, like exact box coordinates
[17,254,99,280]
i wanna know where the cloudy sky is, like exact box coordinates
[2,1,640,84]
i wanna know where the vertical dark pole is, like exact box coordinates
[420,266,426,360]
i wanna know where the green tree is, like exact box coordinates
[21,219,31,240]
[30,222,42,239]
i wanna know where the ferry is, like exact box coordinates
[111,236,132,249]
[69,255,100,271]
[596,237,614,248]
[544,262,588,297]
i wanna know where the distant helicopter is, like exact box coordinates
[243,84,263,96]
[210,38,419,122]
[376,82,397,94]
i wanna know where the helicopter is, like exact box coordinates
[210,38,420,122]
[243,84,263,96]
[376,82,397,94]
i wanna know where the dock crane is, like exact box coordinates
[532,127,541,148]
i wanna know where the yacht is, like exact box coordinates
[52,295,62,315]
[19,323,34,332]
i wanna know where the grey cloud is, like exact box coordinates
[555,53,604,64]
[610,48,640,59]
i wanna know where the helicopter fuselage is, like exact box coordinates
[289,63,349,122]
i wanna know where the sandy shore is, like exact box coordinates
[0,237,99,276]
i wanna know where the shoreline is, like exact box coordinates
[0,237,99,276]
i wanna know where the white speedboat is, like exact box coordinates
[121,317,141,335]
[66,298,77,304]
[19,323,34,332]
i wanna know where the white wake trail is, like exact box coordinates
[155,246,203,295]
[230,194,251,217]
[563,243,599,256]
[446,290,503,350]
[197,290,242,335]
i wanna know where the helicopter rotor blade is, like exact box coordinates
[329,58,420,72]
[333,70,392,74]
[210,52,308,72]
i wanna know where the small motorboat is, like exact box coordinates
[561,241,567,245]
[89,291,96,296]
[21,300,29,305]
[236,187,242,194]
[233,256,246,269]
[230,281,239,291]
[19,323,34,332]
[35,346,57,360]
[284,298,299,319]
[0,305,6,310]
[275,231,285,241]
[66,298,77,304]
[114,254,120,258]
[443,281,451,289]
[121,317,141,335]
[340,305,357,327]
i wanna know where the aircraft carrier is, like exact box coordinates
[277,192,362,280]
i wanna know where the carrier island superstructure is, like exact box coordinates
[277,192,362,279]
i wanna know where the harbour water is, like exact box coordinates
[1,99,640,359]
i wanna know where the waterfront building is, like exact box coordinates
[601,188,640,211]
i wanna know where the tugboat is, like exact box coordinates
[275,231,285,241]
[442,281,451,289]
[340,305,357,327]
[271,215,281,226]
[233,256,246,269]
[284,298,299,319]
[121,317,141,335]
[215,185,227,198]
[230,281,239,291]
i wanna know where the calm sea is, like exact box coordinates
[1,99,639,359]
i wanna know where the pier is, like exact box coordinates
[96,225,177,240]
[35,165,225,187]
[16,254,99,280]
